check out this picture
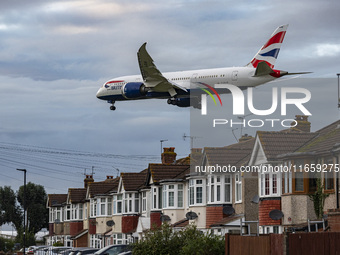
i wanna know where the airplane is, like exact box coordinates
[96,24,309,111]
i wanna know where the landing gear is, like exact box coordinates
[109,100,116,111]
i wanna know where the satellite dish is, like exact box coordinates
[251,195,260,204]
[160,215,171,222]
[269,209,284,220]
[91,220,97,226]
[186,211,198,220]
[106,220,115,227]
[223,206,235,216]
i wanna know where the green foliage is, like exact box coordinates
[0,236,15,252]
[15,229,36,247]
[309,178,329,219]
[17,182,48,234]
[132,223,224,255]
[53,242,64,247]
[0,186,22,231]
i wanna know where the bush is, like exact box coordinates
[132,223,224,255]
[0,237,15,252]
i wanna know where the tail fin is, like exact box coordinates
[247,24,288,69]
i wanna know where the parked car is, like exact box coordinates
[92,245,131,255]
[75,248,99,255]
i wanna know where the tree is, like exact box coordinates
[132,223,225,255]
[0,186,22,231]
[17,182,48,235]
[309,178,329,219]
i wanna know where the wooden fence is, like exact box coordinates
[225,232,340,255]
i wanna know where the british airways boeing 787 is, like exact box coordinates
[96,24,308,111]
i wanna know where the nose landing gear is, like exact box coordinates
[109,100,116,111]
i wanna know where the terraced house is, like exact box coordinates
[47,116,340,248]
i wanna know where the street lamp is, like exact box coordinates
[16,169,26,255]
[337,73,340,108]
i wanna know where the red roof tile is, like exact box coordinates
[48,194,67,207]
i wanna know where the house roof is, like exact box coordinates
[209,214,243,227]
[172,218,189,228]
[68,188,87,203]
[47,194,67,207]
[87,180,119,198]
[121,170,147,191]
[204,138,255,168]
[257,131,317,161]
[148,163,190,184]
[296,120,340,155]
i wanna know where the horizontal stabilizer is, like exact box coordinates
[253,61,275,77]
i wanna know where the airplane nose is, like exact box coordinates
[96,87,104,99]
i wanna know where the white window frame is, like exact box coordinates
[189,178,206,206]
[235,173,242,203]
[207,174,232,204]
[113,194,123,215]
[151,186,162,210]
[90,199,97,217]
[259,169,281,198]
[162,183,184,209]
[142,191,147,212]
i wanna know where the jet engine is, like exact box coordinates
[122,82,147,99]
[167,97,201,109]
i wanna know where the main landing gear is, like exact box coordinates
[109,101,116,111]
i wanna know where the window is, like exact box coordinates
[113,194,123,214]
[224,175,231,203]
[294,172,304,192]
[235,174,242,203]
[107,198,112,215]
[90,234,102,248]
[283,162,292,194]
[65,205,71,221]
[90,199,97,217]
[259,171,280,197]
[100,198,106,216]
[50,206,63,223]
[162,184,184,209]
[325,171,334,190]
[152,186,162,210]
[189,179,205,206]
[142,191,147,212]
[207,175,232,204]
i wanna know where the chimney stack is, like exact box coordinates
[84,175,94,188]
[161,147,177,164]
[291,115,311,132]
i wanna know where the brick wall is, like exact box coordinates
[150,212,162,229]
[327,209,340,232]
[259,198,281,226]
[122,215,139,233]
[73,233,88,247]
[206,206,223,229]
[70,221,83,236]
[49,223,54,236]
[89,219,96,235]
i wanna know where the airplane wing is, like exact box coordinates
[137,42,187,97]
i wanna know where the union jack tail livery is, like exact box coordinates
[247,24,288,69]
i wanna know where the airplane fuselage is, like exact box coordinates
[96,66,277,102]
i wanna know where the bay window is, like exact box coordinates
[207,175,231,204]
[90,199,97,217]
[259,170,280,197]
[162,183,184,209]
[123,192,139,213]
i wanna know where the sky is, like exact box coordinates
[0,0,340,197]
